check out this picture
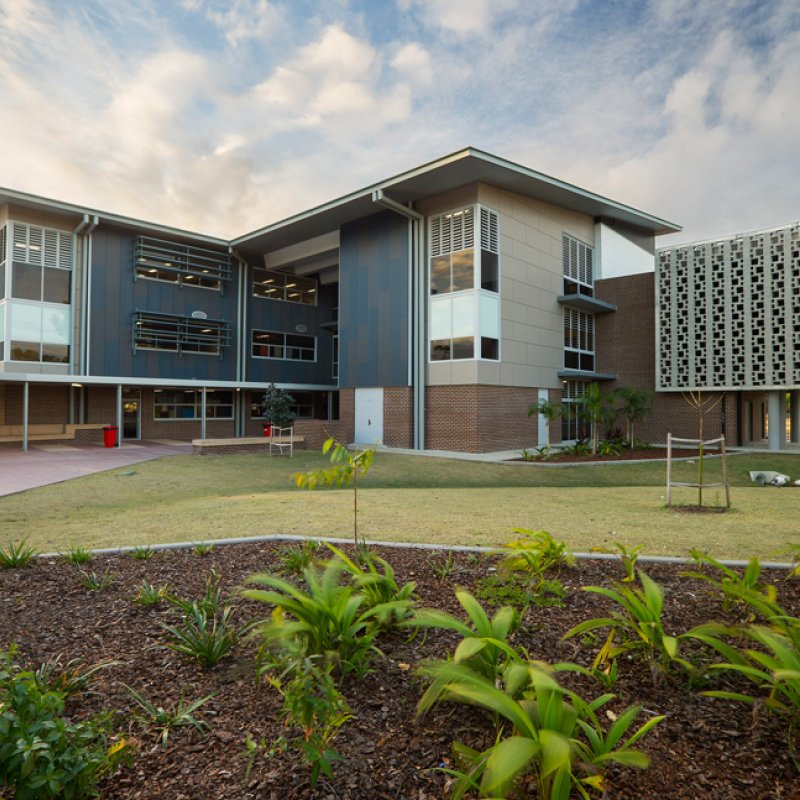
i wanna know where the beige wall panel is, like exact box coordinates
[6,205,78,231]
[417,185,478,217]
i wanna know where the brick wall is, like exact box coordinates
[383,386,413,448]
[5,384,70,424]
[426,385,539,452]
[596,272,738,445]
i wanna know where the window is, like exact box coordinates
[9,223,72,304]
[154,389,233,420]
[134,236,231,290]
[253,268,317,305]
[251,329,315,361]
[133,311,230,356]
[429,205,500,361]
[250,390,338,420]
[563,308,595,371]
[563,234,594,296]
[562,380,589,441]
[332,333,339,379]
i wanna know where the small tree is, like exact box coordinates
[573,383,615,455]
[527,398,562,447]
[262,383,297,428]
[614,387,651,448]
[293,438,375,548]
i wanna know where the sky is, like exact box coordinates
[0,0,797,251]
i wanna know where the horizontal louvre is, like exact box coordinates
[430,207,475,256]
[133,310,230,355]
[11,222,72,269]
[480,207,499,253]
[134,236,232,284]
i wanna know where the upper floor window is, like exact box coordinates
[429,205,500,361]
[133,311,230,356]
[563,234,593,297]
[563,308,594,371]
[134,236,232,291]
[253,268,317,305]
[251,329,316,361]
[6,223,72,304]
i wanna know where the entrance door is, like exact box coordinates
[354,388,384,445]
[123,388,141,440]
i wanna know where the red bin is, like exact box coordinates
[103,426,118,448]
[263,424,272,437]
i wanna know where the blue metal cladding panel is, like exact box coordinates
[338,211,410,388]
[88,227,238,380]
[246,275,338,385]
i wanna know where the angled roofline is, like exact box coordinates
[232,146,681,248]
[0,186,229,247]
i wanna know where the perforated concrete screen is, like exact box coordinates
[656,223,800,391]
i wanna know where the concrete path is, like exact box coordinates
[0,441,192,497]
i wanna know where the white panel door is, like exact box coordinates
[354,388,384,445]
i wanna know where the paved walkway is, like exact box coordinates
[0,440,192,497]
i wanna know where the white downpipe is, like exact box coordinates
[371,189,426,450]
[71,215,89,377]
[116,384,123,447]
[201,386,207,440]
[22,381,29,453]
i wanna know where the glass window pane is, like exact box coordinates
[430,339,451,361]
[43,268,70,304]
[12,263,41,300]
[452,336,473,359]
[481,250,498,292]
[430,255,450,295]
[479,294,499,339]
[451,294,474,338]
[430,297,451,340]
[41,343,69,363]
[481,337,498,360]
[41,306,71,344]
[9,302,42,341]
[10,341,40,361]
[451,249,474,291]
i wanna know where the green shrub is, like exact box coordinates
[130,545,155,561]
[417,659,663,800]
[0,648,130,799]
[498,529,574,579]
[161,604,241,667]
[277,540,321,575]
[60,546,92,566]
[123,685,214,749]
[0,539,36,569]
[78,571,115,591]
[132,581,172,606]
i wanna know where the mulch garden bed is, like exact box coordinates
[2,541,799,799]
[513,448,708,464]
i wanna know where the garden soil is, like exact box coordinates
[1,542,798,799]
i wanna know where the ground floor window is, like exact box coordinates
[249,390,338,421]
[154,389,233,420]
[561,380,590,441]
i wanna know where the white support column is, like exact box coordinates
[116,384,123,447]
[201,387,207,440]
[22,382,29,453]
[767,390,786,451]
[790,390,800,445]
[537,388,549,446]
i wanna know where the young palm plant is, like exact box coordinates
[417,659,664,799]
[562,570,693,682]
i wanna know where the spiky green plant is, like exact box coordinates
[0,539,36,569]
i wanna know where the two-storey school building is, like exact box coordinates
[3,147,794,453]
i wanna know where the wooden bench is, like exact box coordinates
[0,423,107,444]
[191,435,305,456]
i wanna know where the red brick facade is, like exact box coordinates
[596,272,737,445]
[426,385,539,452]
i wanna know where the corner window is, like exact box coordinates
[428,205,500,361]
[562,380,590,441]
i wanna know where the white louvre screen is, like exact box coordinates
[480,207,499,253]
[0,225,6,265]
[563,234,593,287]
[10,223,72,268]
[430,207,475,256]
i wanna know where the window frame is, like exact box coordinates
[251,329,317,362]
[252,267,318,306]
[133,311,231,357]
[134,236,232,292]
[153,389,234,421]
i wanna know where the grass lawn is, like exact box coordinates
[2,449,799,560]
